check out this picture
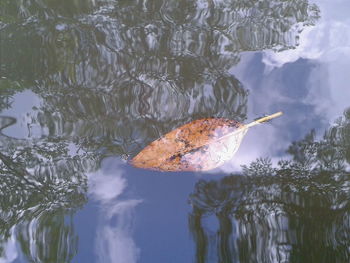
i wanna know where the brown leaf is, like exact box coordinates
[130,112,282,172]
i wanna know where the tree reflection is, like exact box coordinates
[0,0,321,262]
[0,120,98,262]
[0,0,320,156]
[15,212,78,263]
[189,108,350,263]
[0,79,25,112]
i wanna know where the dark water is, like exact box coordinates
[0,0,350,262]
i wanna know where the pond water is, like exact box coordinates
[1,0,350,262]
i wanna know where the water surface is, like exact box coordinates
[0,0,350,262]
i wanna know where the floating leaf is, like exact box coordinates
[131,112,283,172]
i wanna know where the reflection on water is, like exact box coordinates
[189,109,350,263]
[4,0,350,262]
[0,112,97,261]
[262,0,350,121]
[88,158,141,263]
[0,0,319,157]
[0,133,95,262]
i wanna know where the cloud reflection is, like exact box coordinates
[262,0,350,119]
[221,0,350,173]
[88,158,142,263]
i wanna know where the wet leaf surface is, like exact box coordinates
[131,112,282,171]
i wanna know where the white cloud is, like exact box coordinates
[88,158,142,263]
[262,0,350,120]
[88,170,127,203]
[219,0,350,174]
[262,0,350,68]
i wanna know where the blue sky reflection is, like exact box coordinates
[222,0,350,173]
[87,158,142,263]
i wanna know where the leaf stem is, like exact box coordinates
[197,112,283,147]
[245,112,283,128]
